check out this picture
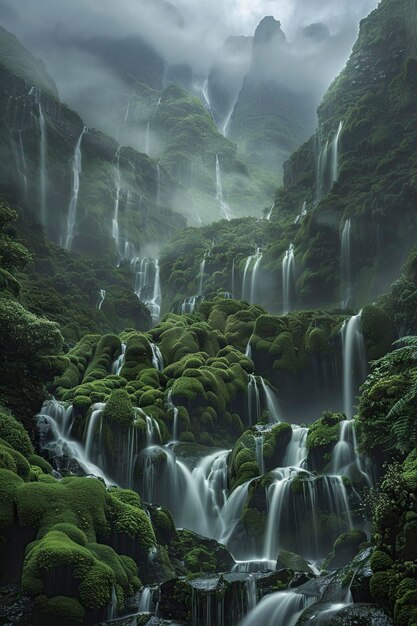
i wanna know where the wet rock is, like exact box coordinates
[276,549,315,575]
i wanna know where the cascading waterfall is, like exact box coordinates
[112,147,122,254]
[150,342,164,371]
[341,312,367,419]
[222,97,238,138]
[331,121,343,184]
[254,435,265,475]
[331,419,372,486]
[282,244,296,314]
[64,126,87,250]
[341,218,352,308]
[167,389,179,441]
[295,201,307,225]
[316,121,343,201]
[145,122,150,155]
[112,343,126,375]
[97,289,106,310]
[29,86,47,226]
[198,258,206,296]
[17,130,28,199]
[241,248,262,304]
[181,296,198,314]
[247,375,261,426]
[240,589,315,626]
[215,155,233,221]
[133,257,162,322]
[259,378,281,423]
[37,399,110,482]
[283,425,308,467]
[263,468,353,562]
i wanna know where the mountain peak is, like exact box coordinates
[254,16,286,46]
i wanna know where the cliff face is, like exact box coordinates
[0,27,186,260]
[227,17,316,183]
[273,0,417,307]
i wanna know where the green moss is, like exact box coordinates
[28,454,53,475]
[33,595,85,626]
[102,389,134,427]
[0,406,34,457]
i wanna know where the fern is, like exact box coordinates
[387,381,417,455]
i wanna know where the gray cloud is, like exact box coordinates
[0,0,379,136]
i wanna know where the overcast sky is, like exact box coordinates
[0,0,380,134]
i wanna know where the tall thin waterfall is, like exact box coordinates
[260,378,281,423]
[215,155,233,221]
[64,126,87,250]
[145,122,150,155]
[181,296,198,314]
[29,87,47,226]
[156,163,161,206]
[150,342,164,371]
[112,343,126,375]
[341,312,367,419]
[222,97,238,137]
[196,79,212,113]
[198,259,206,296]
[255,435,265,475]
[331,419,372,486]
[283,425,308,467]
[97,289,106,310]
[17,131,28,199]
[133,257,162,322]
[294,201,307,225]
[167,389,179,441]
[112,147,122,255]
[341,218,352,308]
[242,248,262,303]
[248,375,261,426]
[316,121,343,201]
[282,244,296,314]
[331,121,343,184]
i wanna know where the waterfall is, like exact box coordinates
[107,586,118,621]
[295,201,307,225]
[97,289,106,311]
[138,587,154,613]
[65,126,87,250]
[17,131,28,199]
[167,390,179,441]
[215,155,233,221]
[341,218,352,308]
[133,258,162,323]
[112,147,122,255]
[150,342,164,371]
[156,163,161,206]
[145,122,150,155]
[331,121,343,184]
[259,378,281,423]
[282,244,296,314]
[112,343,126,375]
[245,339,252,359]
[316,121,343,201]
[283,425,308,467]
[255,435,265,475]
[37,399,111,483]
[241,249,262,304]
[198,259,206,296]
[248,375,261,426]
[147,259,162,322]
[124,99,130,123]
[240,590,315,626]
[29,87,47,226]
[222,97,238,137]
[331,419,372,486]
[84,402,106,461]
[246,575,258,612]
[250,251,263,305]
[341,312,367,419]
[263,468,353,562]
[196,79,212,113]
[265,204,274,222]
[181,296,198,314]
